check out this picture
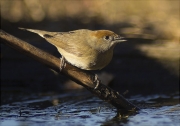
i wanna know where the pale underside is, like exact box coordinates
[57,47,113,70]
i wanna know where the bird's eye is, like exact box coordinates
[104,36,112,41]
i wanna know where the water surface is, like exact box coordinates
[0,90,179,126]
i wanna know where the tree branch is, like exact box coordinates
[0,29,139,112]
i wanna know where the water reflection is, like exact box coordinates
[0,91,179,126]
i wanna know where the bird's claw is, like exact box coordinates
[94,74,100,89]
[60,56,66,72]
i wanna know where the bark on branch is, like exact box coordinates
[0,29,139,112]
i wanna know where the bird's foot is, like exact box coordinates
[60,56,66,72]
[94,74,100,89]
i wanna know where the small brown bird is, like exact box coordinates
[20,28,125,70]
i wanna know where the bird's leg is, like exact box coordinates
[94,74,100,89]
[60,56,66,72]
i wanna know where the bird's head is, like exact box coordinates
[88,30,126,52]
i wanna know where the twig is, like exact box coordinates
[0,29,139,112]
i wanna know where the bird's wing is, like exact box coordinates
[20,28,89,57]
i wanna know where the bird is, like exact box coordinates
[19,28,126,71]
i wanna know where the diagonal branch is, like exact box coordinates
[0,29,139,112]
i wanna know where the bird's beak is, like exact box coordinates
[114,35,126,42]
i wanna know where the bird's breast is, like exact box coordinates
[90,50,113,70]
[57,47,113,70]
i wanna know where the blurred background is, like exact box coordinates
[1,0,179,98]
[0,1,179,125]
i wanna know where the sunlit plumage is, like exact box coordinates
[20,28,125,70]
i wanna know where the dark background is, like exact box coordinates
[1,0,179,104]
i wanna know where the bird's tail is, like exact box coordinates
[19,27,52,38]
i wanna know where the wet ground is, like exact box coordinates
[0,90,179,126]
